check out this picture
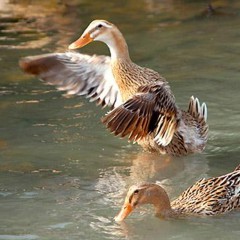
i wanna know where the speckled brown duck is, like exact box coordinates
[114,165,240,221]
[19,19,208,156]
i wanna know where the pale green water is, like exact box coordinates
[0,1,240,239]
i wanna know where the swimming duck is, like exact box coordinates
[19,19,208,156]
[114,165,240,221]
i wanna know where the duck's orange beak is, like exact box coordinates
[114,202,133,222]
[68,33,93,50]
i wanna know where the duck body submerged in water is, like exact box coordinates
[19,20,208,156]
[115,165,240,221]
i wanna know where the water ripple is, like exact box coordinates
[0,235,39,240]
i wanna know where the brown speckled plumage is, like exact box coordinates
[111,59,164,101]
[172,167,240,215]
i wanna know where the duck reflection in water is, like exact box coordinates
[94,149,209,212]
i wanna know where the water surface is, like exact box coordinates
[0,1,240,239]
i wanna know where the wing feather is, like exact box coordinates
[19,52,122,108]
[102,83,179,146]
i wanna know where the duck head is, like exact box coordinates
[114,183,172,221]
[68,20,116,49]
[68,19,130,60]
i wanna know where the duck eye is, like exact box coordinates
[133,189,139,195]
[97,24,103,28]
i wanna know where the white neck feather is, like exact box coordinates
[95,29,131,61]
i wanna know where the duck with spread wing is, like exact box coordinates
[19,20,208,156]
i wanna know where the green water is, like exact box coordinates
[0,1,240,239]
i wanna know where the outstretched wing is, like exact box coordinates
[102,83,179,146]
[19,52,122,108]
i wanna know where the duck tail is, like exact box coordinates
[188,96,207,122]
